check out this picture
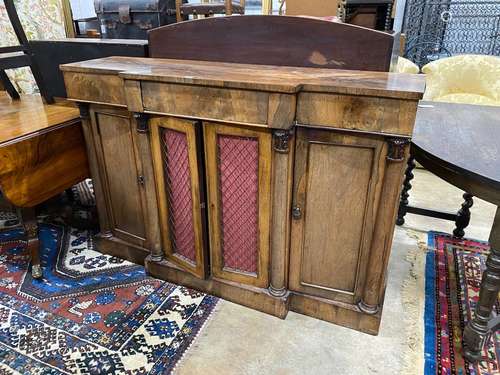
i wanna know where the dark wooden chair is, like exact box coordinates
[0,0,52,103]
[175,0,245,22]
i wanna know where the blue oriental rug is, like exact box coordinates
[0,222,218,374]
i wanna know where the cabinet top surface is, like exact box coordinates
[60,56,425,100]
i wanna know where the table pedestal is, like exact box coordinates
[464,207,500,362]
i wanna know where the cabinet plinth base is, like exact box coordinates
[289,292,382,335]
[95,234,149,266]
[145,255,289,319]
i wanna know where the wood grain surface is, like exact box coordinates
[62,56,425,100]
[148,16,395,72]
[0,94,88,207]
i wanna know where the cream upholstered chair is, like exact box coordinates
[395,57,419,74]
[422,54,500,106]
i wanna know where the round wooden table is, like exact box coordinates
[410,101,500,362]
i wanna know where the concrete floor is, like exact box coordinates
[176,169,497,375]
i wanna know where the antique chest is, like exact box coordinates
[94,0,179,39]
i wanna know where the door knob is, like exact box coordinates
[292,205,302,220]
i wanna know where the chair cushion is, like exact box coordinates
[422,55,500,104]
[433,93,500,106]
[395,57,419,74]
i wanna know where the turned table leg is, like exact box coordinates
[396,154,416,225]
[18,207,42,279]
[453,193,474,238]
[463,207,500,362]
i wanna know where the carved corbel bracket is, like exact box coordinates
[134,113,150,133]
[77,103,90,120]
[386,137,411,162]
[272,129,293,153]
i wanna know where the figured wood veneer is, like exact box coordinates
[0,94,89,207]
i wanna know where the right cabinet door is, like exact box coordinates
[289,127,387,305]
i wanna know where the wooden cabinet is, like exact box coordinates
[62,54,424,335]
[289,128,387,305]
[84,105,160,263]
[204,122,272,288]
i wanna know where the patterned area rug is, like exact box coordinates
[425,231,499,374]
[0,221,218,374]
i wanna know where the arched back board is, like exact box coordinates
[148,15,397,72]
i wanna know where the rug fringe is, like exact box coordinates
[172,298,221,375]
[401,229,429,375]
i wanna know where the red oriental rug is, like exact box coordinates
[425,231,499,375]
[0,221,218,374]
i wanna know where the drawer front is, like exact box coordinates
[141,82,296,129]
[64,72,126,106]
[90,107,147,246]
[150,116,208,279]
[204,122,272,287]
[297,93,417,136]
[289,127,387,304]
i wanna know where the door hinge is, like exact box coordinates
[137,175,145,186]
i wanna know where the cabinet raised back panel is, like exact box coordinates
[289,128,387,303]
[90,109,147,246]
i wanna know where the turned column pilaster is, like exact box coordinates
[268,129,294,297]
[359,137,410,314]
[133,112,164,263]
[77,102,113,239]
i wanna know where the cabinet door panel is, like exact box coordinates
[150,117,207,279]
[204,122,271,288]
[289,128,386,303]
[92,110,146,245]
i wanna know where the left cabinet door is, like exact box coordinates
[89,106,149,249]
[149,116,208,279]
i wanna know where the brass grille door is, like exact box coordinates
[150,117,207,278]
[204,122,271,288]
